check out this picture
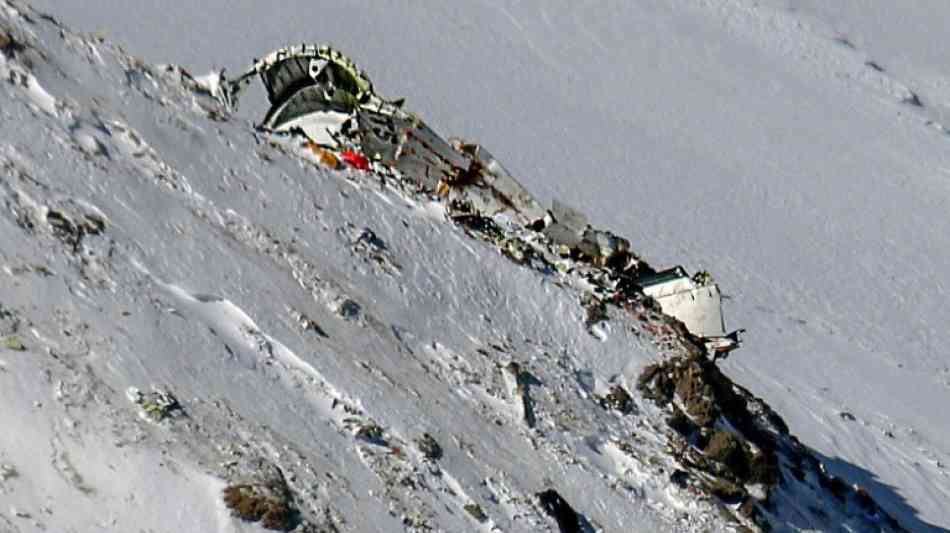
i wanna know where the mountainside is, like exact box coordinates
[1,2,948,532]
[23,4,950,529]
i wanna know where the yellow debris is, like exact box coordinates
[306,141,341,169]
[435,180,450,197]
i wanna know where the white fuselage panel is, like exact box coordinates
[642,279,726,338]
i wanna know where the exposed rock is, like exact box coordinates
[737,498,766,530]
[537,489,580,533]
[706,477,745,503]
[463,502,488,523]
[600,384,635,415]
[704,431,749,481]
[666,410,697,439]
[669,469,690,488]
[415,433,442,460]
[581,294,609,328]
[819,472,849,503]
[223,484,295,531]
[46,208,105,253]
[222,458,298,531]
[748,449,780,487]
[675,363,718,427]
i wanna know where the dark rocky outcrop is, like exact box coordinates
[537,489,581,533]
[638,349,908,531]
[222,459,299,531]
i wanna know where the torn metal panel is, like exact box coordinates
[454,142,548,224]
[637,267,741,356]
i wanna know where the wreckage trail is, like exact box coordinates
[203,41,912,532]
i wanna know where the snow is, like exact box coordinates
[9,0,950,530]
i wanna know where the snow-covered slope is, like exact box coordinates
[31,1,950,529]
[0,5,733,532]
[4,1,949,531]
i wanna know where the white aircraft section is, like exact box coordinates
[270,108,350,146]
[641,273,726,339]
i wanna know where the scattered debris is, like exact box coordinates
[126,386,183,423]
[598,384,635,415]
[415,433,443,461]
[581,293,609,333]
[345,419,386,444]
[833,35,856,49]
[902,91,924,108]
[8,506,30,519]
[503,362,537,428]
[0,464,18,481]
[0,28,26,58]
[289,308,329,337]
[330,297,361,321]
[340,150,370,171]
[463,502,488,523]
[2,336,26,351]
[306,141,341,169]
[46,207,106,252]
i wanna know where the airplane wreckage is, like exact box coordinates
[215,44,743,357]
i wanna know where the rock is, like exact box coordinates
[223,458,298,531]
[415,433,442,460]
[45,208,105,252]
[666,410,697,439]
[704,431,749,480]
[705,478,745,503]
[737,498,764,526]
[636,362,675,403]
[463,502,488,523]
[670,469,690,488]
[582,294,608,328]
[675,364,718,427]
[577,228,630,267]
[600,384,635,415]
[748,449,780,486]
[537,489,581,533]
[854,486,876,512]
[819,472,849,503]
[223,484,295,531]
[333,298,361,320]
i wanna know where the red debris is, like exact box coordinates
[340,150,370,171]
